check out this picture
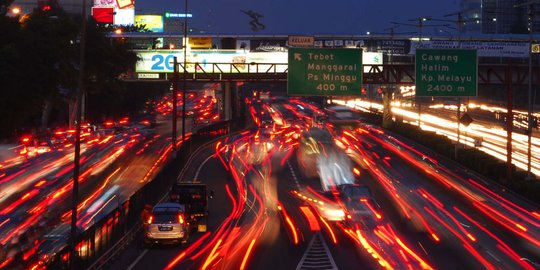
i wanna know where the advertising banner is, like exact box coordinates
[92,7,114,23]
[363,52,383,73]
[250,39,288,52]
[93,0,134,25]
[135,51,288,73]
[411,40,529,58]
[315,39,363,48]
[135,15,163,32]
[189,37,213,49]
[236,40,251,51]
[366,39,411,54]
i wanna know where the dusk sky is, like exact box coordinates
[136,0,461,35]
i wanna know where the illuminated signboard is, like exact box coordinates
[189,37,212,49]
[93,0,134,25]
[135,15,163,32]
[135,51,287,73]
[164,13,193,18]
[92,7,114,23]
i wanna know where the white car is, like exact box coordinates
[144,203,189,246]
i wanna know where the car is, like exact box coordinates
[144,203,189,246]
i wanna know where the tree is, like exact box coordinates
[0,6,139,140]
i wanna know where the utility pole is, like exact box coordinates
[182,0,188,148]
[71,0,87,266]
[391,17,449,128]
[172,57,178,151]
[514,0,538,178]
[442,11,466,159]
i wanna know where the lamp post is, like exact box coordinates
[514,1,538,178]
[391,17,449,128]
[71,0,87,266]
[439,11,467,158]
[181,0,188,148]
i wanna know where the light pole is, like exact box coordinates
[439,11,467,158]
[181,0,188,148]
[71,0,87,266]
[514,1,538,178]
[391,17,449,128]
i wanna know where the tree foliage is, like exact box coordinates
[0,6,139,140]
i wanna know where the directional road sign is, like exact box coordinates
[288,48,362,96]
[415,49,477,97]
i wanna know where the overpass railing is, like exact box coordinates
[154,62,537,86]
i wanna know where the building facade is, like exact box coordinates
[461,0,540,34]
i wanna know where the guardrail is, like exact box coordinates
[67,118,247,270]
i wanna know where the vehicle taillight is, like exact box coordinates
[147,215,153,224]
[178,214,184,224]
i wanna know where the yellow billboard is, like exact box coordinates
[135,15,164,32]
[188,37,213,49]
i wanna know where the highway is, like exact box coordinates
[0,112,193,269]
[340,98,540,177]
[112,97,540,270]
[1,94,539,269]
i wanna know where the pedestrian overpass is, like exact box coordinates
[127,49,536,86]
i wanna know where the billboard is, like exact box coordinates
[135,15,163,32]
[189,37,213,49]
[410,40,529,58]
[92,7,114,23]
[93,0,135,25]
[135,50,287,73]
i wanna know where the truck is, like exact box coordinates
[169,183,209,232]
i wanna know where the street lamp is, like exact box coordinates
[11,7,20,15]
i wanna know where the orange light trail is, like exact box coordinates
[285,217,299,245]
[201,239,223,270]
[319,216,337,244]
[239,239,257,270]
[164,232,211,270]
[394,237,434,270]
[424,207,496,269]
[300,206,320,231]
[0,189,40,215]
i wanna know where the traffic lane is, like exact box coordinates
[289,148,438,270]
[0,135,134,245]
[353,129,537,269]
[272,150,375,270]
[245,158,313,270]
[365,125,540,259]
[119,152,233,270]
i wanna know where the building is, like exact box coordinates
[8,0,91,16]
[461,0,540,34]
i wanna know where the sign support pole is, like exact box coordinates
[507,62,513,183]
[172,57,178,151]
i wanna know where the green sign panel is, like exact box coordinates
[415,49,477,97]
[288,48,362,96]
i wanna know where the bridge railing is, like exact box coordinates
[142,62,536,85]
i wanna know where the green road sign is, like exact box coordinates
[288,48,362,96]
[415,49,477,97]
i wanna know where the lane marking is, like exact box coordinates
[296,232,337,270]
[127,249,148,270]
[287,160,301,190]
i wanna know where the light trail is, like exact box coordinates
[336,99,540,176]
